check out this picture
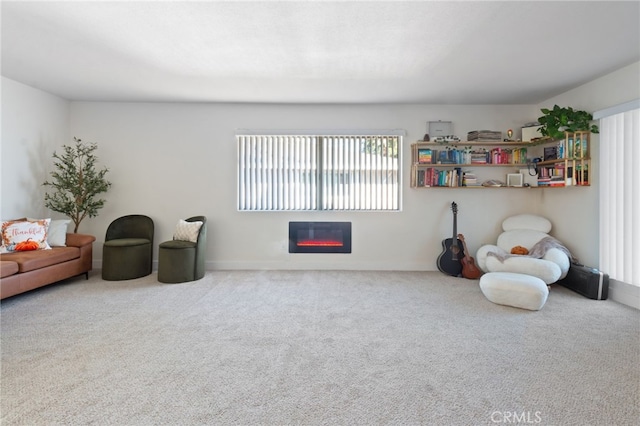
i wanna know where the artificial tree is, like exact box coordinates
[43,137,112,233]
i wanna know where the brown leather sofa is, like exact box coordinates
[0,233,95,299]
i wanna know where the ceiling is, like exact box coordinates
[2,1,639,105]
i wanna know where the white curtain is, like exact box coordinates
[599,106,640,286]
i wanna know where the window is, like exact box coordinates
[237,133,401,211]
[597,102,639,287]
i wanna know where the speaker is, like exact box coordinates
[557,262,609,300]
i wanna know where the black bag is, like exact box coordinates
[557,262,609,300]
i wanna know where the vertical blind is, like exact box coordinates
[599,107,640,286]
[237,134,400,211]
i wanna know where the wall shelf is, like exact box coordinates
[410,133,591,188]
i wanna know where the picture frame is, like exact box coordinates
[544,146,558,161]
[507,173,524,187]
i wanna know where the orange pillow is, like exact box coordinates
[511,245,529,255]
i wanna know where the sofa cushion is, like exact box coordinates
[1,218,51,253]
[104,238,151,248]
[47,220,70,246]
[0,247,80,273]
[0,261,19,278]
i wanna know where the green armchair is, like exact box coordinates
[158,216,207,283]
[102,215,154,280]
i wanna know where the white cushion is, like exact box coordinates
[484,256,561,284]
[480,272,549,311]
[173,220,203,243]
[543,248,571,280]
[497,229,551,251]
[475,244,502,272]
[502,214,552,233]
[47,219,70,246]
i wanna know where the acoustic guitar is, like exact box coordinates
[458,233,482,279]
[436,202,464,277]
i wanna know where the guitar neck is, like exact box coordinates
[460,237,469,258]
[452,212,458,241]
[458,234,476,261]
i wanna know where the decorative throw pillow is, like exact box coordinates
[1,218,51,253]
[28,218,70,247]
[173,220,203,243]
[511,245,530,255]
[47,219,71,247]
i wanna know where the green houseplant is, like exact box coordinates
[43,137,112,233]
[538,105,599,140]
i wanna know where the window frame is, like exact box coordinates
[237,131,403,212]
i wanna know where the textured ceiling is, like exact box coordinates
[2,1,639,104]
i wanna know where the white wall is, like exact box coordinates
[3,61,636,273]
[1,77,70,219]
[69,102,544,270]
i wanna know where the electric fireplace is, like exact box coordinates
[289,222,352,254]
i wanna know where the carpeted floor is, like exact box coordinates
[1,270,638,425]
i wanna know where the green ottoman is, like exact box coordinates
[158,240,197,283]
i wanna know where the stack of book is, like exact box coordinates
[470,153,488,164]
[538,164,566,186]
[467,130,502,141]
[537,176,550,186]
[463,172,479,187]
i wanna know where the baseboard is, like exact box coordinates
[609,279,640,310]
[206,260,431,271]
[94,260,433,272]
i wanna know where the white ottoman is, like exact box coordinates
[479,272,549,311]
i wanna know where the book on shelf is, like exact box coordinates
[575,165,589,185]
[416,167,465,187]
[558,135,589,160]
[537,163,567,186]
[417,148,432,164]
[549,175,566,187]
[418,146,528,166]
[470,153,488,164]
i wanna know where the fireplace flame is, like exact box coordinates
[297,240,344,247]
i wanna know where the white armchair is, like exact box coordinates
[476,214,571,284]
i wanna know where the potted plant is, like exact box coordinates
[43,137,112,233]
[537,105,599,140]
